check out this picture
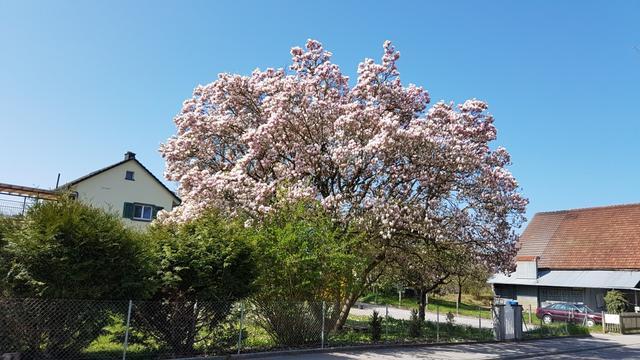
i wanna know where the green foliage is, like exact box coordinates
[408,309,423,338]
[2,198,152,299]
[330,315,494,345]
[250,200,365,344]
[369,310,382,342]
[0,215,19,241]
[100,313,158,349]
[525,322,591,338]
[136,210,256,354]
[446,311,456,326]
[359,292,492,319]
[605,290,629,314]
[0,199,152,358]
[0,216,19,292]
[252,301,327,346]
[146,209,255,302]
[252,200,364,303]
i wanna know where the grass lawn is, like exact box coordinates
[523,322,591,339]
[76,311,597,359]
[83,311,494,359]
[329,313,494,345]
[359,292,493,319]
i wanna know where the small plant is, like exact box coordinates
[408,309,423,338]
[446,311,456,326]
[605,290,629,314]
[369,310,383,342]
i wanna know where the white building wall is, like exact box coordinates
[71,161,177,229]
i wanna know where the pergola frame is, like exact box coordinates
[0,182,59,201]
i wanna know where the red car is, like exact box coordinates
[535,302,602,327]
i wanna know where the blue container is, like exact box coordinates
[507,300,519,306]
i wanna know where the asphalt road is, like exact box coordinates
[260,334,640,359]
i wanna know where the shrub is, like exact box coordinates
[446,311,456,327]
[408,309,423,338]
[605,290,629,314]
[0,216,19,294]
[251,200,364,345]
[253,301,326,347]
[136,210,256,355]
[370,310,383,342]
[0,199,152,357]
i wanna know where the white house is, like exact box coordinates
[58,151,180,229]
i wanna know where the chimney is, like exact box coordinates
[124,151,136,160]
[514,256,538,280]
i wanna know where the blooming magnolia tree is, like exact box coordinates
[160,39,527,327]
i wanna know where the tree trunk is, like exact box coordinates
[334,292,359,331]
[418,288,427,321]
[333,254,385,330]
[456,277,463,315]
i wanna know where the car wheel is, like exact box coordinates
[543,314,553,324]
[586,319,595,327]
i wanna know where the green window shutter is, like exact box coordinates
[123,202,134,219]
[152,206,164,219]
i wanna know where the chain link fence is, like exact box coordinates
[1,297,596,360]
[0,198,36,217]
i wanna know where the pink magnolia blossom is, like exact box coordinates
[160,39,527,272]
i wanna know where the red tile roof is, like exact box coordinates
[517,203,640,270]
[515,255,538,261]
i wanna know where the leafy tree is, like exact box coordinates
[450,264,491,311]
[604,290,629,314]
[387,240,475,320]
[251,200,367,344]
[0,199,151,357]
[135,210,256,355]
[159,39,527,328]
[252,200,364,302]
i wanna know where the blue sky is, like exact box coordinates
[1,0,638,222]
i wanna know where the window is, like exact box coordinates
[575,304,594,313]
[123,202,162,221]
[125,171,135,181]
[133,204,153,221]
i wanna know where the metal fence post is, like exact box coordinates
[539,314,543,338]
[321,301,326,349]
[122,300,133,360]
[237,302,245,354]
[602,311,606,334]
[529,304,532,324]
[436,304,440,342]
[478,306,482,330]
[385,304,389,340]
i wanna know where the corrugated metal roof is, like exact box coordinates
[489,270,640,290]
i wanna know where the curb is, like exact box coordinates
[501,342,629,359]
[172,335,592,360]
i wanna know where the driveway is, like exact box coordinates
[260,334,640,359]
[349,303,492,329]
